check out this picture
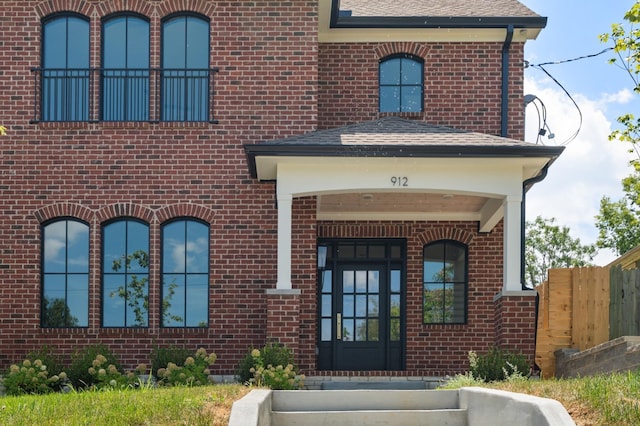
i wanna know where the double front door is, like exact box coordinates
[317,240,405,371]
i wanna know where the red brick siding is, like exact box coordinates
[318,41,525,139]
[494,294,537,365]
[0,0,317,372]
[0,0,533,376]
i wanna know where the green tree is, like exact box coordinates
[600,2,640,164]
[525,216,596,287]
[594,3,640,256]
[595,171,640,255]
[111,250,183,326]
[42,297,79,327]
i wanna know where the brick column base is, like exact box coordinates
[494,291,538,366]
[265,289,301,355]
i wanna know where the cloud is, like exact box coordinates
[599,88,634,105]
[524,77,636,265]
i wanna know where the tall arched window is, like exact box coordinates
[161,14,210,121]
[102,13,150,121]
[102,219,149,327]
[42,219,89,327]
[379,54,424,113]
[41,14,90,121]
[423,240,467,324]
[161,219,209,327]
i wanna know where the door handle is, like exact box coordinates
[337,313,342,340]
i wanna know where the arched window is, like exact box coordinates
[161,14,210,121]
[42,219,89,327]
[379,54,424,113]
[102,13,150,121]
[423,240,467,324]
[41,14,90,121]
[161,219,209,327]
[102,219,149,327]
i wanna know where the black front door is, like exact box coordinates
[317,240,404,371]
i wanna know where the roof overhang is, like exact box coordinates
[244,143,564,182]
[319,0,547,43]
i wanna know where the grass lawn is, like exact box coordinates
[472,372,640,426]
[0,384,251,426]
[2,372,640,425]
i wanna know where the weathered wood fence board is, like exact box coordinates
[610,266,640,338]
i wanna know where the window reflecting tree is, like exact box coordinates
[42,219,89,327]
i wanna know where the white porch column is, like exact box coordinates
[276,192,293,290]
[503,195,523,292]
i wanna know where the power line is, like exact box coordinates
[523,49,613,146]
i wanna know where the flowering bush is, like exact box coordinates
[86,354,145,390]
[237,342,296,384]
[2,358,66,395]
[68,345,121,389]
[156,347,216,387]
[248,348,304,390]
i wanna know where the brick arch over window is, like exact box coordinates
[156,203,216,224]
[34,203,93,224]
[417,228,474,246]
[98,0,156,17]
[35,1,94,18]
[157,0,218,18]
[374,42,430,61]
[96,203,155,224]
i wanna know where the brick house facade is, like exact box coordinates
[0,0,562,379]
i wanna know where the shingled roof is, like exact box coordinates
[243,117,564,178]
[338,0,540,18]
[329,0,546,31]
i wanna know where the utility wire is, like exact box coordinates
[523,48,613,146]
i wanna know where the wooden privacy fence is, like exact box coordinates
[610,266,640,337]
[535,267,610,378]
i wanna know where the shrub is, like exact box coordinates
[86,354,145,390]
[67,345,121,389]
[469,347,530,382]
[236,342,296,384]
[156,347,216,387]
[26,346,64,377]
[150,346,193,378]
[2,358,66,395]
[248,348,304,390]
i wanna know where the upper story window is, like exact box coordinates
[423,240,467,324]
[102,219,149,327]
[33,12,217,124]
[102,14,150,121]
[41,14,90,122]
[42,219,89,327]
[379,54,424,113]
[161,219,209,327]
[162,14,210,122]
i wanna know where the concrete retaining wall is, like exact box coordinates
[555,336,640,378]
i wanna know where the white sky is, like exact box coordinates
[520,0,640,265]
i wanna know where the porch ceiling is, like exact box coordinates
[317,192,489,221]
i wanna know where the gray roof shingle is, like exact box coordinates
[254,116,543,147]
[339,0,540,18]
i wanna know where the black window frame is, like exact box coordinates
[160,12,211,122]
[100,12,151,122]
[41,218,90,328]
[40,12,91,122]
[160,217,210,328]
[422,239,468,325]
[379,53,425,113]
[101,217,150,328]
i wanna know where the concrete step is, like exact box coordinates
[271,408,468,426]
[272,389,460,412]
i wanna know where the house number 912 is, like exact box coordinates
[390,176,409,187]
